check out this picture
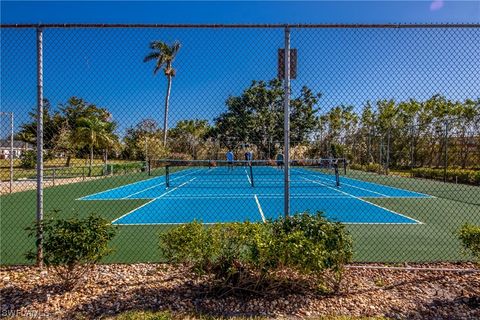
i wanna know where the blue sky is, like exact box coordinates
[1,1,479,137]
[2,1,480,24]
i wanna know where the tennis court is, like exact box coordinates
[78,161,431,225]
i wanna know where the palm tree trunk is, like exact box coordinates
[89,145,93,177]
[163,75,172,146]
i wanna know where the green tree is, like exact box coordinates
[17,99,60,151]
[15,131,35,152]
[75,117,115,176]
[290,86,322,143]
[17,97,118,167]
[170,119,211,159]
[52,122,75,167]
[123,119,161,160]
[214,80,319,159]
[359,101,377,164]
[144,40,181,146]
[59,97,115,166]
[136,135,169,161]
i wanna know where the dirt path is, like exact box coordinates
[0,176,106,195]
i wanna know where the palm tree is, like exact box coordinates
[75,117,114,176]
[143,40,181,146]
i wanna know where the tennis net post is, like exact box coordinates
[249,163,254,187]
[165,165,170,188]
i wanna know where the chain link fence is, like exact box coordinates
[1,24,479,265]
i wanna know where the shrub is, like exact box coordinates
[365,163,382,173]
[469,171,480,185]
[26,212,117,289]
[411,168,480,185]
[160,212,353,294]
[168,152,192,160]
[269,213,353,288]
[109,162,144,174]
[458,224,480,262]
[350,163,382,173]
[20,150,36,169]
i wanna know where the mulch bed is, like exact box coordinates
[1,263,479,319]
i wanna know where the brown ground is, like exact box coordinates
[0,175,105,195]
[1,263,479,319]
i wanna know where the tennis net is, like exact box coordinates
[151,159,345,189]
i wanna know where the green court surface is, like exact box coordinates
[1,169,479,265]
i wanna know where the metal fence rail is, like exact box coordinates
[0,24,479,266]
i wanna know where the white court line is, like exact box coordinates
[295,167,434,198]
[161,195,350,199]
[244,168,252,185]
[113,221,252,226]
[121,169,201,199]
[76,168,196,200]
[111,177,197,224]
[342,172,434,198]
[300,176,423,224]
[294,169,390,197]
[112,221,422,226]
[76,176,163,200]
[254,194,266,223]
[342,222,423,225]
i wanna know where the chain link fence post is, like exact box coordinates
[444,120,449,183]
[283,26,291,218]
[36,27,44,268]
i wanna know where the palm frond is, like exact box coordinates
[76,117,93,127]
[171,41,181,56]
[143,52,161,63]
[149,40,166,50]
[145,40,182,75]
[153,64,162,75]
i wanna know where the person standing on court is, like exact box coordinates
[245,149,253,166]
[226,149,234,171]
[276,151,284,170]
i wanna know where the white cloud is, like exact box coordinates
[430,0,445,11]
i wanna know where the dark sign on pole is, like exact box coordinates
[278,48,297,79]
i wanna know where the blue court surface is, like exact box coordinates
[78,166,431,225]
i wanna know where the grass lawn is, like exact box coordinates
[0,158,142,180]
[0,168,479,265]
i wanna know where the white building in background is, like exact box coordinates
[0,140,34,159]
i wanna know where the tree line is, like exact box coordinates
[16,83,479,172]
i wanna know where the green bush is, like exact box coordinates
[160,212,353,294]
[26,212,117,289]
[269,213,353,280]
[350,164,479,185]
[458,224,480,262]
[350,163,382,173]
[468,170,480,184]
[411,168,480,185]
[20,150,36,169]
[109,162,144,174]
[365,163,382,173]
